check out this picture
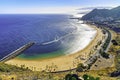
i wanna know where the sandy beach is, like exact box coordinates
[5,24,104,72]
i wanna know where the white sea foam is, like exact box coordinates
[68,24,96,54]
[64,13,97,55]
[40,13,97,55]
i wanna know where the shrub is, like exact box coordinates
[71,74,79,80]
[83,74,100,80]
[83,74,89,80]
[101,52,109,59]
[112,40,118,45]
[76,63,86,72]
[65,74,72,80]
[65,74,80,80]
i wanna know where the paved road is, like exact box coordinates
[85,27,112,65]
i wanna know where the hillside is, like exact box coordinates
[81,6,120,22]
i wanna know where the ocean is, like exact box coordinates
[0,14,96,60]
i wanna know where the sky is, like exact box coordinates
[0,0,120,14]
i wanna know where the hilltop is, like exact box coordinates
[81,6,120,22]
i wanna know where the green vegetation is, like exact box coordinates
[99,50,109,59]
[99,28,111,59]
[87,57,98,70]
[65,74,100,80]
[102,29,111,51]
[0,62,30,72]
[83,74,100,80]
[65,74,79,80]
[109,34,120,71]
[116,35,120,45]
[111,40,118,45]
[76,63,88,72]
[0,61,117,80]
[108,34,120,77]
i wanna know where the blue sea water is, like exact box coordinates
[0,14,96,60]
[0,14,79,59]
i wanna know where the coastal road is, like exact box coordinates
[104,29,112,52]
[85,27,112,65]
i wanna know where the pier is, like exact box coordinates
[0,42,35,62]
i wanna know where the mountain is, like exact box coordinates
[79,7,112,10]
[81,6,120,22]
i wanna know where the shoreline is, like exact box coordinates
[16,23,97,61]
[5,24,104,72]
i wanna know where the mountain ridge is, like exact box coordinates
[81,6,120,22]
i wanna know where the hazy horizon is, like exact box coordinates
[0,0,120,14]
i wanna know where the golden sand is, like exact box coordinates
[5,25,104,72]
